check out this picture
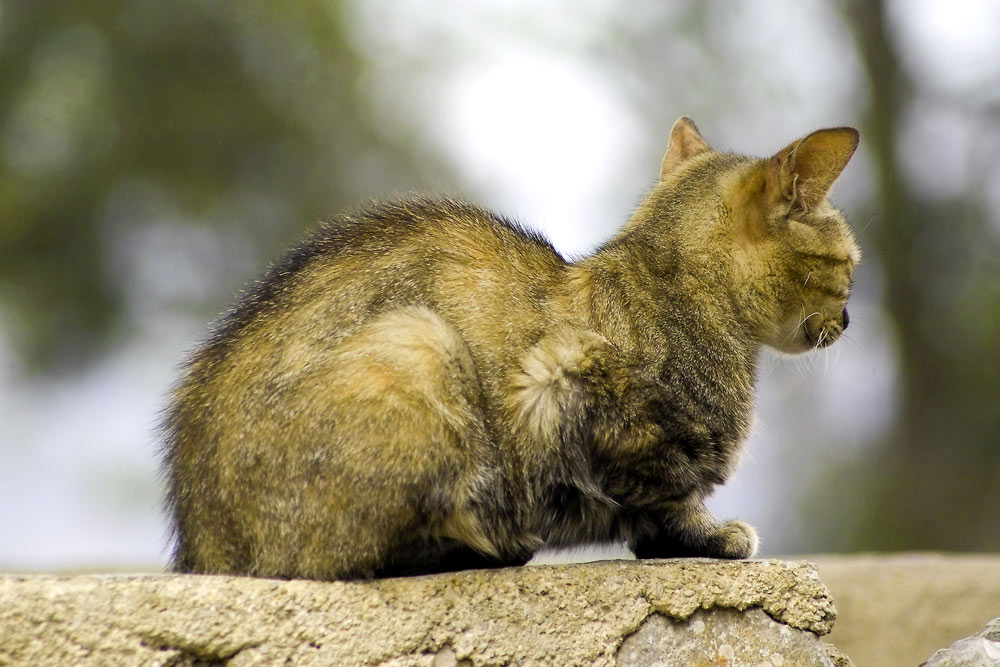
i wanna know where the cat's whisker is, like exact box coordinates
[792,355,811,379]
[799,312,821,331]
[819,345,832,383]
[851,321,874,336]
[811,328,827,353]
[761,351,780,378]
[839,331,865,352]
[805,345,823,374]
[806,353,819,376]
[783,310,822,347]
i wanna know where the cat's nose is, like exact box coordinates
[842,308,850,330]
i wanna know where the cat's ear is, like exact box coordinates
[660,116,711,180]
[770,127,859,211]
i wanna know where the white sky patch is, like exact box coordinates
[436,52,641,256]
[347,0,645,255]
[890,0,1000,95]
[0,323,186,570]
[708,0,866,153]
[899,101,974,200]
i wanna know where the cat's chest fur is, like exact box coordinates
[502,302,757,545]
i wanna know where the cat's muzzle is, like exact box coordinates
[805,308,849,348]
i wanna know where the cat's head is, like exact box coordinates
[657,117,860,354]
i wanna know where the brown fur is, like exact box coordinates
[163,117,860,579]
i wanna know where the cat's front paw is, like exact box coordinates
[705,519,758,559]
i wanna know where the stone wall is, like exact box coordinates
[812,553,1000,667]
[0,559,846,666]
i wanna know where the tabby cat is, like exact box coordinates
[163,117,860,579]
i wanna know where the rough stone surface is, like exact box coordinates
[0,559,839,666]
[921,617,1000,667]
[617,608,843,667]
[811,553,1000,667]
[823,641,856,667]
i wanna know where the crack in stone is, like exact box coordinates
[139,637,256,666]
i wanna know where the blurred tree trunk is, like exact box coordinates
[841,0,1000,550]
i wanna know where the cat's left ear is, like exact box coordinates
[770,127,860,211]
[660,116,711,180]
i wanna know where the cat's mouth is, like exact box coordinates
[802,307,849,349]
[770,305,850,353]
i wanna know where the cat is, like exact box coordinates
[162,117,860,579]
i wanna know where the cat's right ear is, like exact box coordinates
[770,127,860,211]
[660,117,710,180]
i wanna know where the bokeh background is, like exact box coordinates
[1,0,998,571]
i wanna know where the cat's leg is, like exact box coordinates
[629,497,758,560]
[247,306,526,579]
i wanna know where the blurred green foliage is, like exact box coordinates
[0,0,422,369]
